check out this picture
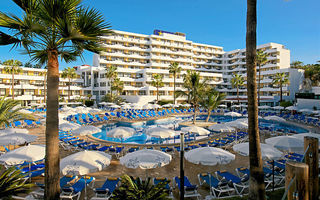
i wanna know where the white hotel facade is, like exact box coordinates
[76,29,304,106]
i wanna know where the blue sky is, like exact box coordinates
[0,0,319,69]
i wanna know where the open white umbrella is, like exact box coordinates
[299,108,313,113]
[208,124,235,133]
[59,122,81,131]
[60,150,111,175]
[264,116,286,122]
[181,126,210,136]
[291,133,320,148]
[131,103,142,110]
[0,145,45,165]
[146,127,176,138]
[218,105,227,108]
[0,128,29,135]
[285,106,297,111]
[120,149,171,169]
[265,136,304,153]
[258,105,271,109]
[108,127,135,138]
[184,147,235,166]
[143,104,153,109]
[0,133,37,145]
[233,142,283,160]
[72,125,101,136]
[272,106,284,110]
[224,112,242,117]
[162,104,173,108]
[231,105,241,108]
[121,104,131,109]
[151,104,161,109]
[182,103,191,107]
[225,121,248,129]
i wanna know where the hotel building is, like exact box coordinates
[0,66,83,106]
[76,29,304,106]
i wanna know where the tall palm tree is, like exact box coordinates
[246,0,266,199]
[112,175,170,200]
[168,62,181,104]
[0,1,111,199]
[61,67,77,103]
[111,77,124,96]
[3,59,22,100]
[105,65,118,100]
[200,88,226,122]
[151,74,164,103]
[176,71,207,124]
[231,73,244,105]
[272,72,289,102]
[256,50,267,105]
[290,60,304,69]
[0,167,34,199]
[0,96,34,128]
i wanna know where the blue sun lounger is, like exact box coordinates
[174,176,200,199]
[198,173,235,198]
[92,177,120,199]
[60,175,77,188]
[153,178,173,198]
[216,171,249,195]
[61,176,95,200]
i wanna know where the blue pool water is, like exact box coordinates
[92,115,308,144]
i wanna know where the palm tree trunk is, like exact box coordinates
[173,75,176,104]
[193,104,197,124]
[237,87,240,104]
[246,0,266,199]
[280,82,282,102]
[44,50,60,200]
[157,86,159,103]
[110,80,113,100]
[68,78,71,103]
[206,110,211,122]
[258,64,260,105]
[44,72,46,104]
[12,70,14,100]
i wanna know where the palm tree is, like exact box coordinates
[200,88,226,122]
[272,72,289,102]
[151,74,164,103]
[176,71,207,124]
[0,96,34,128]
[111,77,124,96]
[3,59,22,100]
[290,60,304,69]
[168,62,181,104]
[111,175,170,200]
[231,73,244,105]
[61,67,77,103]
[256,50,267,105]
[105,65,118,100]
[0,166,34,199]
[0,1,111,199]
[246,0,266,199]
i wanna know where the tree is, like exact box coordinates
[0,1,111,199]
[272,72,289,102]
[61,67,77,103]
[168,62,181,104]
[24,61,33,68]
[105,65,118,100]
[3,59,22,100]
[151,74,164,103]
[200,88,226,122]
[111,175,170,200]
[0,96,34,128]
[0,167,34,199]
[304,63,320,86]
[256,49,267,105]
[290,60,304,69]
[111,77,124,96]
[176,70,207,124]
[231,73,244,105]
[246,0,266,199]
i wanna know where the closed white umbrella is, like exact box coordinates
[0,145,45,165]
[265,136,304,153]
[224,112,242,117]
[184,147,235,166]
[233,142,283,160]
[119,149,171,169]
[60,150,111,175]
[59,122,80,131]
[181,126,210,135]
[225,121,248,129]
[72,125,101,136]
[264,116,286,122]
[108,127,135,138]
[208,124,235,133]
[146,127,176,138]
[0,133,37,145]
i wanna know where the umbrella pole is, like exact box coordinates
[84,176,87,200]
[179,132,184,200]
[29,162,31,183]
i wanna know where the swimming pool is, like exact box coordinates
[91,115,309,144]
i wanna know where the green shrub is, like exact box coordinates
[280,101,293,108]
[85,100,94,107]
[157,100,173,106]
